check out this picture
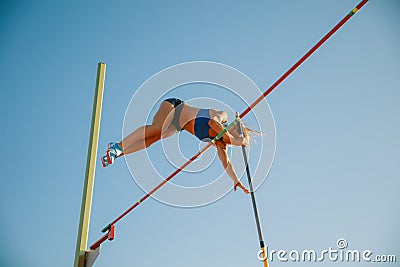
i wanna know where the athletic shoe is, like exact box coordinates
[101,155,109,167]
[106,142,123,164]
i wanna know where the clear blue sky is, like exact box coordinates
[0,1,399,266]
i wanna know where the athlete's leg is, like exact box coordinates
[119,101,175,153]
[122,124,177,154]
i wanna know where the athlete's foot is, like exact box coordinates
[101,155,110,167]
[101,142,123,168]
[106,142,123,164]
[234,181,249,194]
[106,142,123,165]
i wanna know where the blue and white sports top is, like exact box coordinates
[194,109,213,142]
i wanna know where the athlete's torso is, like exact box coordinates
[194,109,212,141]
[179,105,219,141]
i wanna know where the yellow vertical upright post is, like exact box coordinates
[74,62,106,267]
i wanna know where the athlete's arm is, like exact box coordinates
[210,111,244,145]
[215,141,249,194]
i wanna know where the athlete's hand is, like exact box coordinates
[234,181,249,194]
